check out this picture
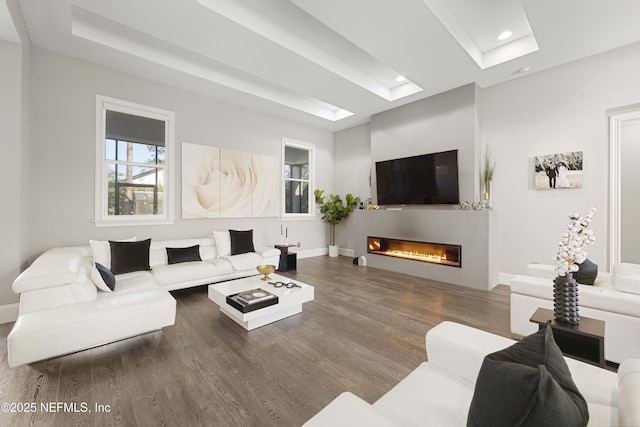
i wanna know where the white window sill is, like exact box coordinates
[281,214,316,221]
[94,217,175,227]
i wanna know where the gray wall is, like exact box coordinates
[334,122,372,201]
[332,84,481,257]
[352,209,499,290]
[371,83,480,205]
[333,122,371,250]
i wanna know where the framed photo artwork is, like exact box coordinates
[534,151,583,190]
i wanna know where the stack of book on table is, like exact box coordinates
[226,288,279,313]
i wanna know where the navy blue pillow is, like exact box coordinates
[94,262,116,291]
[166,245,202,265]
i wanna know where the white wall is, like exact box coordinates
[25,48,334,281]
[18,6,31,309]
[482,41,640,274]
[0,40,24,306]
[0,0,32,313]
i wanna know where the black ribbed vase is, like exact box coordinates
[553,273,580,324]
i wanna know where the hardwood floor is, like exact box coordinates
[0,256,510,427]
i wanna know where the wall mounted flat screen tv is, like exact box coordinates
[375,149,459,205]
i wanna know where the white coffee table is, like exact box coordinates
[208,273,314,330]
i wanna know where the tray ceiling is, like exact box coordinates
[7,0,640,131]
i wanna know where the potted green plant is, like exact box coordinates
[314,190,360,257]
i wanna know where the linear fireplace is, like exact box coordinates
[367,236,461,268]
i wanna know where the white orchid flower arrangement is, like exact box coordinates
[554,207,596,276]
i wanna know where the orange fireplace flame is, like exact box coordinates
[367,237,461,267]
[385,249,447,263]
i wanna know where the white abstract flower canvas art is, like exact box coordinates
[182,142,279,218]
[250,152,279,217]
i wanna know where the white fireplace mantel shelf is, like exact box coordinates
[353,209,499,290]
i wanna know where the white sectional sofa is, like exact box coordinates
[304,321,640,427]
[7,235,280,367]
[511,263,640,364]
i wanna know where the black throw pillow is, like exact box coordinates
[166,245,202,265]
[229,229,255,255]
[109,238,151,275]
[576,258,598,285]
[467,322,589,427]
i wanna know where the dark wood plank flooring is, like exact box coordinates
[0,256,510,426]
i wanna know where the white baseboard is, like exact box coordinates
[0,303,19,324]
[295,247,327,259]
[295,247,356,259]
[499,272,515,286]
[339,248,355,258]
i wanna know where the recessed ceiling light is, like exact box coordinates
[498,31,513,41]
[518,66,532,73]
[395,75,407,83]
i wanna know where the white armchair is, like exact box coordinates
[304,322,637,426]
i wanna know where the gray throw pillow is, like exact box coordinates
[467,322,589,427]
[576,258,598,285]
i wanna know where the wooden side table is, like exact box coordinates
[529,308,605,368]
[275,244,297,272]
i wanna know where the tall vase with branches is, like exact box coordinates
[553,207,596,324]
[482,145,496,209]
[314,190,360,257]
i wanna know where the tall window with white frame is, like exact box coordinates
[95,96,175,226]
[282,139,315,218]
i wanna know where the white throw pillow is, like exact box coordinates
[213,230,231,257]
[613,263,640,295]
[89,237,136,269]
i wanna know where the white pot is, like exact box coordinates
[328,245,339,257]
